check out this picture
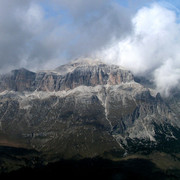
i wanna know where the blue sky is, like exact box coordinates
[38,0,180,25]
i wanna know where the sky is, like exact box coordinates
[0,0,180,95]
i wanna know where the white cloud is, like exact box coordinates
[0,0,132,72]
[154,59,180,96]
[97,3,180,96]
[23,3,44,33]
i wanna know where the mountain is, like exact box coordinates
[0,58,133,92]
[0,58,180,176]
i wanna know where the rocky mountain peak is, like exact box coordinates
[0,57,180,170]
[0,68,36,92]
[0,58,134,92]
[54,57,126,75]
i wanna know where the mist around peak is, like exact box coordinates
[96,3,180,96]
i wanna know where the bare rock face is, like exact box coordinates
[0,68,36,92]
[0,58,134,92]
[53,58,134,89]
[0,58,180,162]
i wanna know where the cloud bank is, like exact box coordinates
[0,0,131,72]
[0,1,180,95]
[97,3,180,96]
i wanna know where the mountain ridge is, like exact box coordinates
[0,58,180,173]
[0,58,133,92]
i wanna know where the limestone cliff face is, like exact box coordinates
[0,58,134,92]
[0,68,36,92]
[0,58,180,159]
